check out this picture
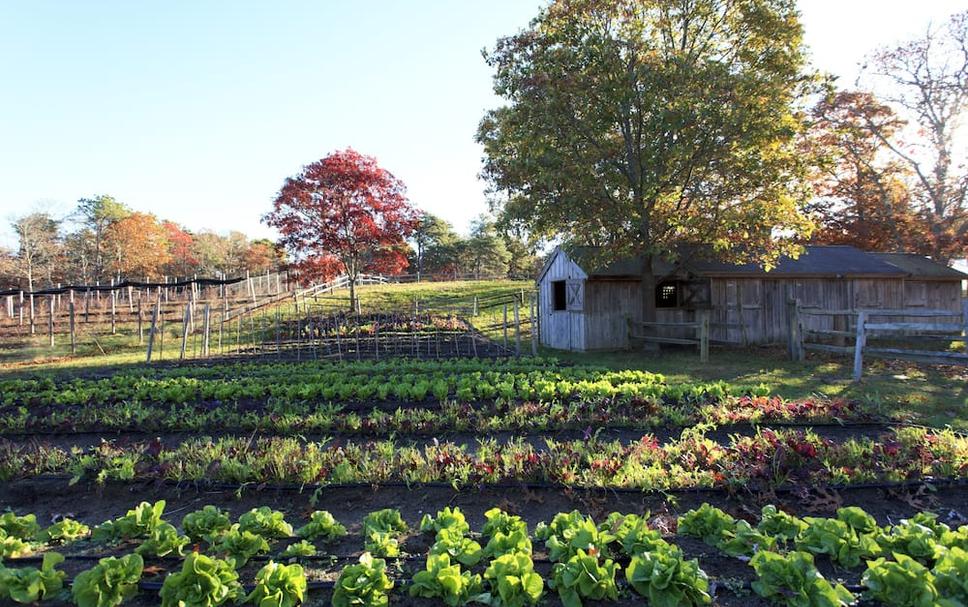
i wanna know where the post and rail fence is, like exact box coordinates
[627,309,710,363]
[789,298,968,381]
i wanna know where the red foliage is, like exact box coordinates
[162,221,197,275]
[264,149,420,283]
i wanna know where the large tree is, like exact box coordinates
[463,216,511,279]
[263,149,420,310]
[74,194,130,280]
[477,0,815,325]
[410,213,454,281]
[805,90,926,251]
[104,212,171,280]
[859,10,968,262]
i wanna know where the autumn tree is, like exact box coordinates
[805,91,925,250]
[74,194,130,280]
[104,212,171,279]
[162,221,198,276]
[243,239,285,274]
[478,0,815,326]
[11,212,62,290]
[859,10,968,261]
[263,149,420,310]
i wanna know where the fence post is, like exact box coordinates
[503,304,508,349]
[69,302,76,355]
[179,303,191,360]
[137,297,144,344]
[29,293,35,335]
[852,310,867,382]
[699,309,709,363]
[203,304,211,357]
[18,291,23,326]
[146,298,160,362]
[787,299,803,361]
[48,296,55,347]
[514,299,521,357]
[530,293,538,356]
[110,289,117,334]
[962,298,968,342]
[473,296,478,316]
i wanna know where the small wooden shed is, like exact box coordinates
[535,245,967,351]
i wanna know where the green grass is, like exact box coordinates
[1,278,965,430]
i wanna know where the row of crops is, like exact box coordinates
[2,500,967,606]
[2,427,964,489]
[1,359,771,407]
[0,395,876,435]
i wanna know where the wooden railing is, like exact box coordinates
[790,299,968,380]
[627,310,710,362]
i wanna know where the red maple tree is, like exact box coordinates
[264,149,419,308]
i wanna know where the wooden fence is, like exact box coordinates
[789,299,968,380]
[627,310,710,362]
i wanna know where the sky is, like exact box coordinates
[0,0,965,249]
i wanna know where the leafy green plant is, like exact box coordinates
[0,513,40,540]
[933,546,968,604]
[796,516,881,568]
[420,507,470,536]
[211,525,271,567]
[483,528,532,558]
[483,551,544,607]
[362,509,408,558]
[0,535,31,559]
[837,506,879,535]
[71,553,143,607]
[159,552,242,607]
[41,518,90,544]
[135,522,190,558]
[93,500,167,542]
[862,554,938,607]
[246,561,307,607]
[409,553,484,607]
[280,540,317,558]
[758,505,807,543]
[678,504,773,557]
[750,550,853,607]
[430,527,483,567]
[332,553,394,607]
[0,552,65,604]
[481,508,528,538]
[878,518,943,563]
[625,543,711,607]
[550,549,620,607]
[181,505,232,542]
[535,511,614,562]
[238,507,293,539]
[296,510,347,542]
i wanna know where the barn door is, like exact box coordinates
[566,280,584,311]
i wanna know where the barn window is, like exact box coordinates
[552,280,567,311]
[656,282,678,308]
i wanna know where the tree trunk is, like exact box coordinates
[639,254,658,352]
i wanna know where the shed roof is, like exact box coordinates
[870,252,968,280]
[544,245,964,281]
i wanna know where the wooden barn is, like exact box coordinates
[535,245,967,351]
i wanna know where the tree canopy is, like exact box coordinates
[477,0,816,320]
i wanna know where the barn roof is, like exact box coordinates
[870,252,968,280]
[543,245,964,281]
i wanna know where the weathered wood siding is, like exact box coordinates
[536,251,587,350]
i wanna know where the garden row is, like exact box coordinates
[2,500,967,606]
[0,395,880,436]
[2,368,758,409]
[2,427,963,490]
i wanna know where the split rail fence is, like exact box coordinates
[788,298,968,380]
[627,310,711,362]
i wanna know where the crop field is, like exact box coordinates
[1,286,967,606]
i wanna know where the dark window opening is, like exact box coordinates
[552,280,567,311]
[656,282,678,308]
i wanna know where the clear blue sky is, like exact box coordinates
[0,0,964,249]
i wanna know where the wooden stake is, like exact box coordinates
[146,298,161,362]
[69,301,76,355]
[110,289,117,334]
[514,300,521,357]
[530,294,538,356]
[179,303,191,360]
[137,297,144,344]
[203,304,211,357]
[29,293,35,335]
[699,309,709,363]
[47,296,54,347]
[852,311,867,382]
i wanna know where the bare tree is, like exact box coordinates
[11,212,61,291]
[860,10,968,261]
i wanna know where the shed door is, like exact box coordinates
[566,280,584,311]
